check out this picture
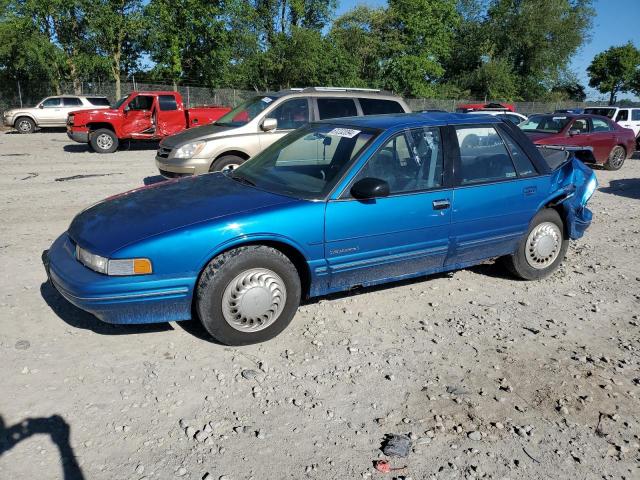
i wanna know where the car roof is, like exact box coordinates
[46,95,108,99]
[317,112,502,130]
[271,88,404,101]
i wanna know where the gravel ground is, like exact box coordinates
[0,130,639,480]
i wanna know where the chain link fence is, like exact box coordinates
[2,80,636,118]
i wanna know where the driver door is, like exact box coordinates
[121,95,155,137]
[324,127,452,290]
[259,98,311,151]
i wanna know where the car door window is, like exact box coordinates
[358,98,405,115]
[455,126,517,185]
[591,118,612,132]
[158,95,178,111]
[500,131,536,177]
[317,98,357,120]
[571,118,589,133]
[632,110,640,121]
[87,97,110,106]
[41,98,61,108]
[616,110,629,121]
[350,127,443,195]
[62,97,82,107]
[267,98,309,129]
[128,96,154,111]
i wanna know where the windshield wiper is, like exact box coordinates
[228,172,256,187]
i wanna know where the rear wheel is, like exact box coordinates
[503,209,568,280]
[209,154,246,173]
[15,117,35,134]
[90,128,119,153]
[604,145,625,170]
[196,246,301,345]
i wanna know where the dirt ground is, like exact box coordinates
[0,130,638,480]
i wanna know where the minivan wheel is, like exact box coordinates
[15,117,35,134]
[604,145,625,170]
[210,154,246,173]
[90,128,119,153]
[196,246,301,345]
[503,209,569,280]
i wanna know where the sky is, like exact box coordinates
[338,0,640,101]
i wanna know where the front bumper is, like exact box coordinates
[67,127,89,143]
[45,233,195,324]
[155,155,212,177]
[3,115,14,127]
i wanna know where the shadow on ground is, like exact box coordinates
[599,178,640,200]
[143,175,168,186]
[0,414,85,480]
[63,139,160,153]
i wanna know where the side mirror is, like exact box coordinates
[261,118,277,132]
[351,177,390,200]
[569,129,580,136]
[124,105,130,113]
[38,104,44,109]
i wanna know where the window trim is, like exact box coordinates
[338,126,448,200]
[451,124,535,188]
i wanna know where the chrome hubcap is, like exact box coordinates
[222,268,286,332]
[96,133,114,150]
[18,120,31,132]
[525,222,562,269]
[221,163,240,172]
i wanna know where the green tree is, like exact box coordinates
[588,43,640,105]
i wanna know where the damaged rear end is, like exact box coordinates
[539,145,597,240]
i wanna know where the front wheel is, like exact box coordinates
[196,246,301,345]
[503,209,569,280]
[15,117,35,134]
[209,154,246,173]
[604,145,625,170]
[90,128,119,153]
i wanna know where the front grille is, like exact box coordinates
[159,169,190,179]
[157,146,172,158]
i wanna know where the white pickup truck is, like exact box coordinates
[584,107,640,146]
[3,95,110,133]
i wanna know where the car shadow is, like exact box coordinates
[0,414,85,480]
[62,140,160,153]
[143,175,168,186]
[40,281,173,336]
[599,178,640,200]
[63,144,91,153]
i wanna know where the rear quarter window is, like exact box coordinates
[158,95,178,111]
[63,97,82,107]
[358,98,405,115]
[87,97,110,106]
[632,110,640,121]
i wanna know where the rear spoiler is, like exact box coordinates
[536,145,594,171]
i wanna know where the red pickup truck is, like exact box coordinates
[66,91,231,153]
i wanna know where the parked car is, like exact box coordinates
[465,110,527,125]
[46,113,596,345]
[455,102,516,113]
[66,91,231,153]
[3,95,110,134]
[519,113,635,170]
[583,106,640,143]
[155,87,410,176]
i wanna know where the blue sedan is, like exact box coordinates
[46,113,597,345]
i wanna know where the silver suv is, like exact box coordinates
[155,87,410,177]
[3,95,111,133]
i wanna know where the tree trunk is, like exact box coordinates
[112,47,122,99]
[608,89,616,106]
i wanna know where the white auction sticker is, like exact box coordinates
[327,128,361,138]
[261,97,273,103]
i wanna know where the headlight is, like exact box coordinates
[172,141,206,159]
[582,176,597,204]
[76,245,152,276]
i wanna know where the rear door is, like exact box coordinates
[447,124,545,267]
[156,94,185,137]
[61,97,83,124]
[325,126,452,289]
[628,109,640,137]
[589,117,615,161]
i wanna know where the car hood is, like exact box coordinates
[161,122,238,147]
[68,173,297,256]
[70,108,117,118]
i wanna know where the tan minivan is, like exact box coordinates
[155,87,410,177]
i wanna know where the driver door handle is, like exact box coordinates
[432,199,450,210]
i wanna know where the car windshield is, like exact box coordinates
[583,108,615,118]
[113,96,129,109]
[215,96,277,127]
[519,115,572,133]
[227,124,378,200]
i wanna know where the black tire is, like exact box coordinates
[15,116,35,134]
[196,246,301,345]
[89,128,119,153]
[209,154,246,172]
[604,145,626,171]
[503,209,569,281]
